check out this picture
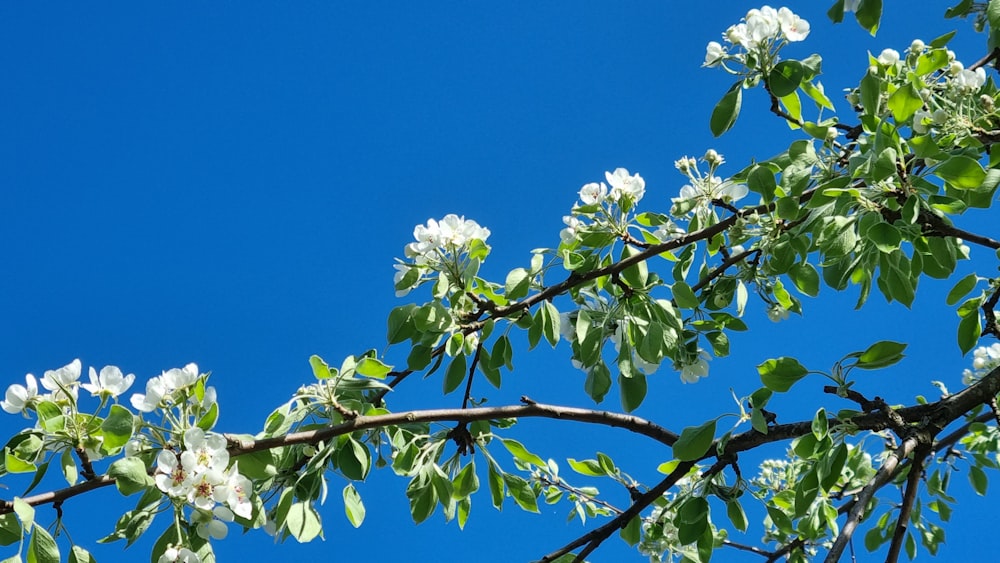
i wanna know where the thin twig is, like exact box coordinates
[885,443,930,563]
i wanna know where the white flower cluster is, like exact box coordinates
[962,343,1000,385]
[395,214,491,297]
[154,428,253,543]
[403,214,491,263]
[678,349,711,384]
[704,6,810,68]
[131,363,216,413]
[560,168,647,245]
[672,151,748,218]
[1,359,136,415]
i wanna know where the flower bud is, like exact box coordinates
[704,149,724,166]
[949,61,963,75]
[981,94,995,111]
[909,39,925,54]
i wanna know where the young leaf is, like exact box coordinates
[672,420,717,461]
[757,357,809,392]
[619,372,647,413]
[855,341,907,369]
[443,354,467,394]
[710,83,743,137]
[343,484,366,528]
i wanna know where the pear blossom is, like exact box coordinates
[679,350,711,384]
[40,359,81,401]
[578,182,607,205]
[876,48,900,66]
[777,7,810,41]
[912,109,933,134]
[767,304,790,322]
[1,374,39,415]
[181,428,230,474]
[163,363,199,390]
[188,468,226,510]
[606,168,645,203]
[653,220,685,242]
[155,450,192,498]
[82,365,135,398]
[405,215,490,259]
[704,41,726,67]
[158,546,200,563]
[215,464,254,519]
[953,67,986,91]
[131,376,169,412]
[560,215,583,244]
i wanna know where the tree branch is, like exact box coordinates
[885,443,930,563]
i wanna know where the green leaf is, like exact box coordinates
[285,501,323,542]
[619,372,647,413]
[567,458,606,477]
[887,83,922,122]
[672,281,699,309]
[584,362,612,403]
[443,354,467,394]
[504,268,531,301]
[500,439,546,468]
[487,463,504,509]
[726,500,748,532]
[620,515,641,547]
[13,498,34,532]
[386,304,417,345]
[758,357,809,392]
[958,313,982,354]
[916,49,950,75]
[748,166,777,202]
[710,83,742,137]
[855,0,882,35]
[672,420,717,461]
[28,525,59,563]
[812,408,829,440]
[60,449,78,487]
[108,457,153,496]
[946,273,979,306]
[342,484,366,528]
[452,462,479,499]
[503,473,539,513]
[308,355,332,380]
[68,546,97,563]
[788,262,820,297]
[936,156,987,189]
[856,341,907,369]
[675,497,709,545]
[101,404,134,451]
[542,301,561,348]
[969,465,988,495]
[768,60,805,97]
[356,357,392,379]
[620,245,648,289]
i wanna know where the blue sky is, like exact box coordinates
[2,2,998,561]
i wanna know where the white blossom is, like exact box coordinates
[560,215,583,244]
[158,546,200,563]
[131,377,168,412]
[578,182,607,205]
[155,450,192,498]
[777,7,810,41]
[876,48,900,66]
[767,304,790,322]
[406,215,490,259]
[181,428,230,475]
[953,67,986,91]
[214,464,254,519]
[679,350,711,383]
[605,168,645,203]
[912,109,933,134]
[1,374,39,415]
[704,41,726,67]
[40,359,81,401]
[82,365,135,398]
[653,220,685,242]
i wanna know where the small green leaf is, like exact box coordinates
[812,408,829,440]
[285,501,323,542]
[567,458,605,477]
[68,546,97,563]
[936,155,987,190]
[946,273,978,306]
[619,515,641,546]
[309,355,332,380]
[504,268,531,301]
[887,83,922,122]
[503,473,539,513]
[788,262,820,297]
[584,362,612,403]
[342,484,366,528]
[500,439,546,468]
[710,83,743,137]
[672,281,699,309]
[855,0,882,35]
[969,465,988,495]
[28,524,59,563]
[452,462,479,499]
[757,357,809,392]
[958,313,982,355]
[768,60,805,97]
[356,357,392,379]
[108,457,153,496]
[726,500,748,532]
[60,449,78,487]
[672,420,717,461]
[101,405,134,451]
[619,372,647,413]
[856,341,907,369]
[443,354,467,394]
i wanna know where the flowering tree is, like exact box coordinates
[5,2,1000,562]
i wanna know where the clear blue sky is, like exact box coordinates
[1,2,997,561]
